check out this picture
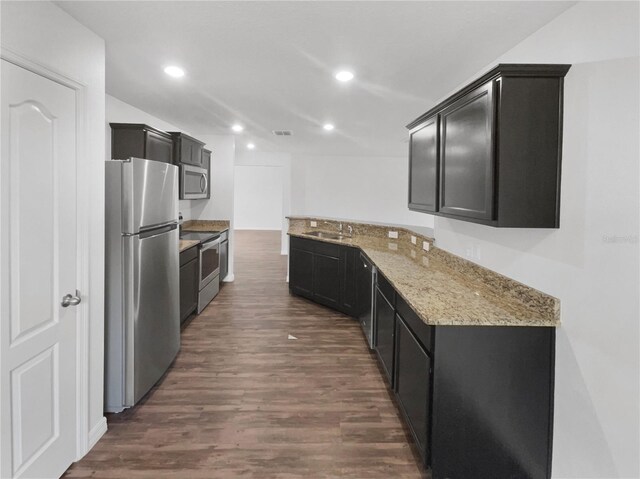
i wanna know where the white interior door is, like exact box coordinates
[1,59,78,478]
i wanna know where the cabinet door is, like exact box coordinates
[408,115,439,212]
[439,81,495,221]
[289,248,314,299]
[395,315,431,464]
[313,253,341,309]
[179,258,198,322]
[146,130,173,164]
[179,138,192,165]
[340,246,358,316]
[374,286,395,386]
[190,141,204,167]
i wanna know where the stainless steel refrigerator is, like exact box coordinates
[105,157,180,413]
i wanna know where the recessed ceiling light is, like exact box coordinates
[231,124,244,133]
[164,65,185,78]
[323,123,335,131]
[335,70,354,82]
[247,143,255,150]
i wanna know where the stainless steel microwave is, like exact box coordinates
[180,164,208,199]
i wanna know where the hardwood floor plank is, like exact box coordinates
[64,230,428,478]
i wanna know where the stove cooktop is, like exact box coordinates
[180,231,220,242]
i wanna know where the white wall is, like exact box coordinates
[236,150,292,254]
[234,166,284,230]
[106,96,237,280]
[1,0,107,457]
[433,3,639,477]
[293,154,435,230]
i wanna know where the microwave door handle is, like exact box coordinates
[200,173,208,193]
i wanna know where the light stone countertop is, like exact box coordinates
[288,217,559,328]
[179,239,200,253]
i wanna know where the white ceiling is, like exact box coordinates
[57,1,575,156]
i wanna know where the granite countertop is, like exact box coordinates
[181,219,230,233]
[179,239,200,253]
[178,219,230,252]
[288,217,559,328]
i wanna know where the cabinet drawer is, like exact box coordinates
[180,245,198,266]
[314,240,341,258]
[396,294,433,354]
[376,272,396,306]
[290,236,316,253]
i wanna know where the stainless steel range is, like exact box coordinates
[180,231,221,312]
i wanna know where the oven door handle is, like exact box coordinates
[201,237,220,251]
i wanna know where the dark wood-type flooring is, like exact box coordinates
[64,230,428,478]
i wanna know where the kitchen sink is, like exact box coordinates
[303,231,347,240]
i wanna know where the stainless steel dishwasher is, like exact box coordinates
[357,252,376,349]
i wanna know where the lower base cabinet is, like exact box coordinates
[374,283,395,386]
[179,246,198,323]
[288,235,555,478]
[394,315,431,464]
[289,236,357,315]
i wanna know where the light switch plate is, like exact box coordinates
[411,235,417,245]
[310,220,317,227]
[423,241,430,252]
[388,230,398,239]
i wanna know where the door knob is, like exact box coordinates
[61,290,81,307]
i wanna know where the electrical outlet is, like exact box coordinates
[310,220,317,227]
[388,230,398,239]
[411,235,417,245]
[422,241,430,252]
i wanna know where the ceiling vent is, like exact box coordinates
[272,130,293,136]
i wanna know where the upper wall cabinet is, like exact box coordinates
[170,132,205,167]
[407,64,571,228]
[408,114,439,213]
[110,123,174,164]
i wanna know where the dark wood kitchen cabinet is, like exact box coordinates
[288,234,556,478]
[289,246,314,299]
[313,253,341,309]
[394,314,432,465]
[374,274,396,387]
[179,245,199,323]
[407,63,571,228]
[110,123,173,164]
[170,132,206,167]
[439,82,495,221]
[288,236,358,315]
[408,114,439,213]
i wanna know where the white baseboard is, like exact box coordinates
[88,417,107,451]
[223,274,235,282]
